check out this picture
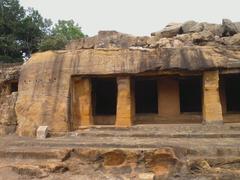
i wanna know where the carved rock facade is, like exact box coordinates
[2,19,240,136]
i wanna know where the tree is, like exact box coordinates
[0,0,25,62]
[38,35,66,51]
[39,20,85,51]
[17,8,52,57]
[0,0,51,62]
[0,0,86,62]
[53,20,84,41]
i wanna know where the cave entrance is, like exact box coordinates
[92,78,117,116]
[135,78,158,114]
[10,82,18,93]
[179,76,202,113]
[224,75,240,112]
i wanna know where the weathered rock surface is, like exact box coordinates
[0,64,21,136]
[0,93,18,135]
[0,63,21,84]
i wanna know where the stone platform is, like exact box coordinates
[1,124,240,179]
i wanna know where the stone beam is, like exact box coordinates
[202,71,223,123]
[115,77,133,127]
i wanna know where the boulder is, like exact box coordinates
[192,30,215,44]
[222,19,240,36]
[189,23,204,33]
[223,33,240,45]
[181,20,198,33]
[151,23,182,38]
[203,23,224,37]
[235,22,240,32]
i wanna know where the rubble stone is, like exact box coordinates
[36,126,48,139]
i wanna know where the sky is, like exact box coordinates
[19,0,240,36]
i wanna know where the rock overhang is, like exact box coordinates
[23,45,240,75]
[23,18,240,75]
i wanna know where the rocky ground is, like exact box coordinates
[1,124,240,179]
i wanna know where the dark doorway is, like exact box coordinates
[179,76,202,113]
[135,79,158,113]
[10,82,18,93]
[225,75,240,112]
[92,78,117,115]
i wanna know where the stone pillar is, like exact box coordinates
[115,76,133,127]
[77,78,93,127]
[202,71,223,123]
[158,78,180,116]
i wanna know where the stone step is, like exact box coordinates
[69,131,240,138]
[89,123,240,131]
[1,145,239,167]
[50,123,240,134]
[52,123,240,138]
[5,141,240,157]
[0,148,72,161]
